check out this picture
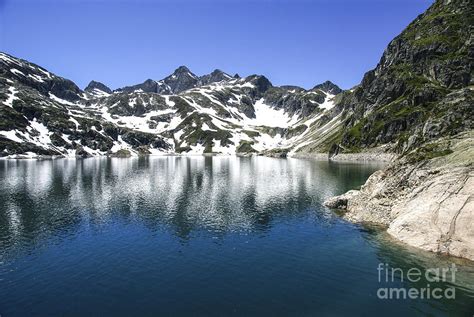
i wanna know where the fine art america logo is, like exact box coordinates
[377,263,457,300]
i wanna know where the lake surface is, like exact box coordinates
[0,156,473,316]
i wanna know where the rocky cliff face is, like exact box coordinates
[323,0,474,261]
[295,0,473,156]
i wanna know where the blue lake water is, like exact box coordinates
[0,157,473,316]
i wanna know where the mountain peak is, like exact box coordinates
[199,69,232,86]
[246,75,273,93]
[85,80,112,94]
[163,66,199,93]
[312,80,342,95]
[173,65,193,75]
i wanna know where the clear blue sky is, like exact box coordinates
[0,0,432,90]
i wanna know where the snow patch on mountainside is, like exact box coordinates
[90,88,110,98]
[0,119,53,148]
[0,130,24,143]
[49,93,76,106]
[318,93,336,110]
[249,99,298,128]
[3,86,18,107]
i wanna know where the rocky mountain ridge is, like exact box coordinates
[113,66,234,95]
[0,52,342,158]
[314,0,473,157]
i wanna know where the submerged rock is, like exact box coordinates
[110,149,132,157]
[76,147,92,158]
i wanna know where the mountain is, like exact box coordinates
[199,69,233,86]
[0,54,83,102]
[1,0,470,161]
[323,0,474,261]
[115,66,234,95]
[304,0,473,157]
[0,51,341,158]
[161,65,199,93]
[115,78,172,94]
[312,80,342,95]
[85,80,112,97]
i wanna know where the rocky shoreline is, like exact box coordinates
[329,152,395,162]
[1,151,395,161]
[290,145,396,162]
[324,135,474,261]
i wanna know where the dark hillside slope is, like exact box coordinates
[323,0,473,157]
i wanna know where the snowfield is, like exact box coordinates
[247,99,299,128]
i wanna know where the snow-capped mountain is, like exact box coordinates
[113,66,234,95]
[84,80,112,98]
[0,51,344,158]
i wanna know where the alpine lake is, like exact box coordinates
[0,156,473,316]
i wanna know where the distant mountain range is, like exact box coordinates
[0,51,344,157]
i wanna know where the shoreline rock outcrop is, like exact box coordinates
[325,135,474,260]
